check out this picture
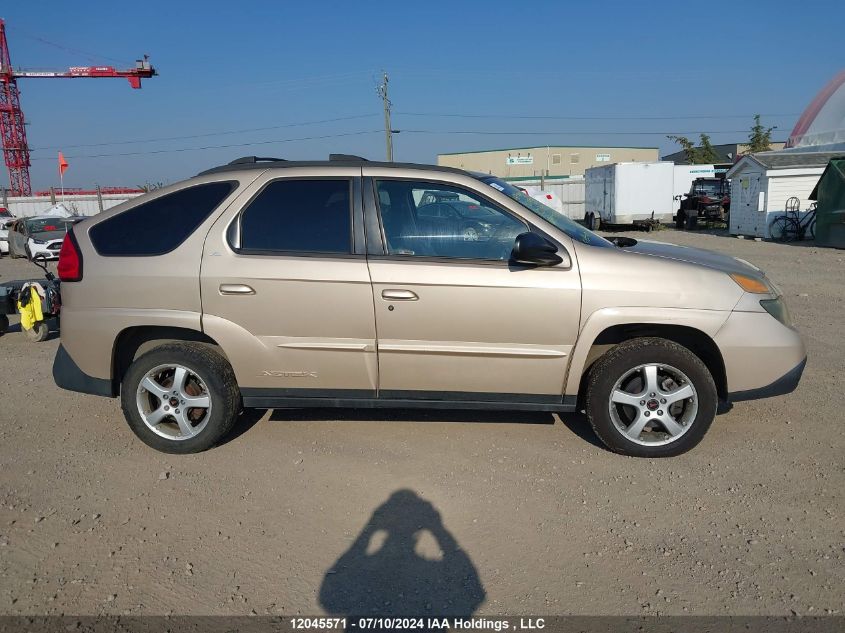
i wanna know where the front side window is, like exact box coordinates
[237,179,351,254]
[90,181,235,256]
[375,180,526,261]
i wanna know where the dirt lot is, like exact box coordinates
[0,230,842,617]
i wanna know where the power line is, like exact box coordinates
[399,129,752,136]
[6,25,134,66]
[31,114,381,151]
[29,130,383,161]
[396,111,798,121]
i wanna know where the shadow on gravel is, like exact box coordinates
[319,489,485,625]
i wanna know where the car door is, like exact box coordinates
[363,171,582,404]
[200,168,379,402]
[10,221,24,256]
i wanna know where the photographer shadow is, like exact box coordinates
[319,490,485,626]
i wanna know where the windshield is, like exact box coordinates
[26,217,75,234]
[693,180,726,196]
[477,176,614,248]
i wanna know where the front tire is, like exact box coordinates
[120,343,241,453]
[584,338,717,457]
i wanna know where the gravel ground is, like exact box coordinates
[0,229,842,617]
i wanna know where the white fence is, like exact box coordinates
[507,177,585,219]
[2,192,144,218]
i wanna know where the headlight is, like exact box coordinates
[729,273,771,294]
[760,298,791,326]
[31,239,46,245]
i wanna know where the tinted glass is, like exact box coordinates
[239,179,351,253]
[375,180,526,260]
[90,182,235,256]
[478,176,614,248]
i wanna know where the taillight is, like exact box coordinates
[57,230,83,282]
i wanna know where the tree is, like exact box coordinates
[746,114,775,153]
[667,133,721,164]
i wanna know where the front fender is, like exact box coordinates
[563,307,732,397]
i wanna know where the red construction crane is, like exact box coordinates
[0,18,156,196]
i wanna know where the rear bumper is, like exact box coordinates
[52,343,115,397]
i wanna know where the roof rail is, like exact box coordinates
[329,154,368,162]
[227,156,287,165]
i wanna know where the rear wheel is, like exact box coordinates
[0,315,8,336]
[24,321,49,342]
[675,210,686,230]
[121,343,241,453]
[770,216,798,242]
[585,338,717,457]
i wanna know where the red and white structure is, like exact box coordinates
[0,18,155,196]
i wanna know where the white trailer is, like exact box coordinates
[584,162,675,229]
[672,164,716,211]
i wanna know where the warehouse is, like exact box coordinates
[438,145,659,178]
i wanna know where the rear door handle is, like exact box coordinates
[381,289,419,301]
[219,284,255,295]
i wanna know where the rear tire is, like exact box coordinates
[120,343,241,454]
[770,216,797,242]
[675,210,686,230]
[584,337,717,457]
[24,321,49,342]
[0,315,8,336]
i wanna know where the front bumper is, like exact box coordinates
[714,309,807,402]
[29,241,62,259]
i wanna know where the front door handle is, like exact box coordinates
[219,284,255,295]
[381,289,419,301]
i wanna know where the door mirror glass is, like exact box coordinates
[511,232,564,266]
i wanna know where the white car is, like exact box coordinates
[0,210,13,255]
[7,216,80,260]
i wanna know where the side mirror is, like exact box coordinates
[511,232,563,266]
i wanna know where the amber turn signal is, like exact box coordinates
[729,273,770,294]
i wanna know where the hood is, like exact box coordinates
[31,230,68,242]
[624,239,764,277]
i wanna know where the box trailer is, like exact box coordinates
[584,162,675,230]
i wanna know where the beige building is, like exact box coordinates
[438,145,659,179]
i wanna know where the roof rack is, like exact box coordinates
[329,154,368,162]
[227,156,287,165]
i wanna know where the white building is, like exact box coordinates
[726,151,838,238]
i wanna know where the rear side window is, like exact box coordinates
[236,179,351,254]
[89,181,235,256]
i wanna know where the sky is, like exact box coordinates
[2,0,843,191]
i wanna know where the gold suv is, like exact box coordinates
[52,156,806,457]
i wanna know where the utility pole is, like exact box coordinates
[377,71,393,162]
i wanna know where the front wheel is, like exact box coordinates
[584,338,717,457]
[770,216,798,242]
[121,343,241,453]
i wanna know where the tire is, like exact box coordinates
[584,337,718,457]
[0,315,8,336]
[684,214,698,230]
[120,342,241,454]
[675,210,686,230]
[770,216,797,242]
[25,246,32,261]
[808,218,816,240]
[24,320,49,342]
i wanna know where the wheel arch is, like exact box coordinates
[567,317,728,404]
[112,325,227,394]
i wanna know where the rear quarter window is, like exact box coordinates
[89,181,236,256]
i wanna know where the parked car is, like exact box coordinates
[7,216,80,260]
[675,177,731,229]
[52,156,806,457]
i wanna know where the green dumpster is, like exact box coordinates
[810,157,845,248]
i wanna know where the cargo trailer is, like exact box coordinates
[584,162,674,230]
